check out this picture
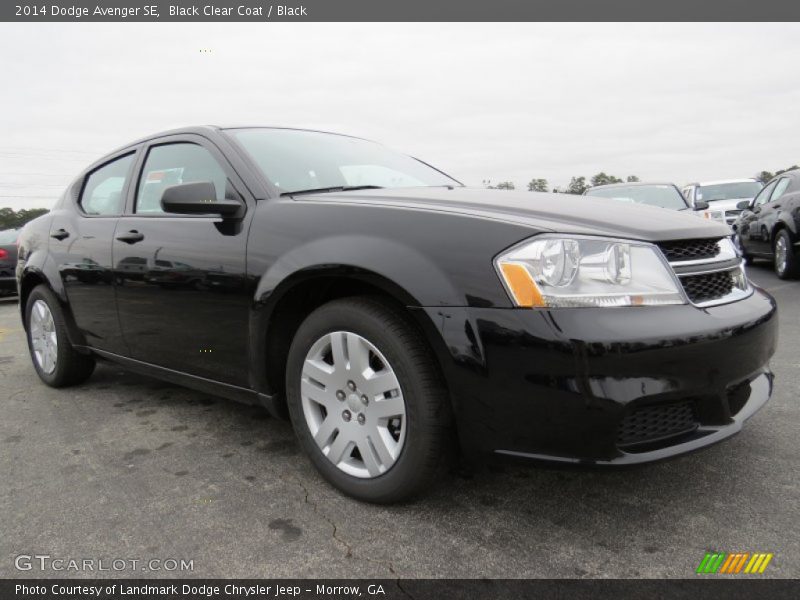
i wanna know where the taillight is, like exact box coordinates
[0,249,7,259]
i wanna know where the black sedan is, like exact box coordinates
[0,228,20,296]
[734,169,800,279]
[16,127,777,502]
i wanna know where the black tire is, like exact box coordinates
[286,296,452,503]
[774,229,800,280]
[25,285,95,387]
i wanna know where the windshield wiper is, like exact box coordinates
[281,185,384,197]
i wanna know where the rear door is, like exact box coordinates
[48,150,138,353]
[752,178,790,255]
[113,134,254,386]
[740,180,777,256]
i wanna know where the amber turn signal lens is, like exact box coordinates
[498,263,545,307]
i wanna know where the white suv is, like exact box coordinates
[682,179,763,227]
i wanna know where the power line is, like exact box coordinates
[0,146,102,155]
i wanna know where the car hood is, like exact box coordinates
[703,198,750,211]
[307,187,730,242]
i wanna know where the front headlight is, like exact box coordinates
[699,209,726,223]
[495,235,685,308]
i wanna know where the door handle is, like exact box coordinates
[116,230,145,244]
[773,204,781,209]
[50,228,69,241]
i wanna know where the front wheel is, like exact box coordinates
[734,234,754,265]
[774,230,800,279]
[25,285,95,387]
[286,297,452,503]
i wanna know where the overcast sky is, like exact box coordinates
[1,22,799,210]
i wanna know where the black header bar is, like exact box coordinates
[3,0,800,22]
[3,579,800,600]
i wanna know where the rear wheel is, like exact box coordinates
[25,285,95,387]
[774,230,800,279]
[286,297,451,503]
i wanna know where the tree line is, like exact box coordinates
[0,207,49,230]
[483,172,640,194]
[485,163,799,194]
[754,165,799,184]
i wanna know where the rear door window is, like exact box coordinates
[80,153,135,215]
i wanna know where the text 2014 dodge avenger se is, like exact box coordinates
[16,127,777,502]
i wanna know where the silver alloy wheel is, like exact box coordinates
[775,235,788,275]
[300,331,406,478]
[30,299,58,375]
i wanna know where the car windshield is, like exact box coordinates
[0,229,18,244]
[697,182,762,202]
[228,128,459,194]
[585,184,688,210]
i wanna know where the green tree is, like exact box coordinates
[755,166,799,183]
[527,178,548,192]
[776,165,799,176]
[0,207,49,230]
[626,175,640,182]
[566,176,588,195]
[495,181,515,190]
[590,172,624,187]
[755,171,774,184]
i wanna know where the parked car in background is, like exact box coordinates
[733,169,800,279]
[0,228,20,296]
[15,126,778,503]
[682,179,763,227]
[585,182,700,211]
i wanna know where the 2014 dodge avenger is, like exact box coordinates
[16,127,778,502]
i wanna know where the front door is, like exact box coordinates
[113,136,253,386]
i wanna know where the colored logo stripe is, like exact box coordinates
[697,552,773,574]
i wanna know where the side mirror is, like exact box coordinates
[737,200,753,210]
[161,182,244,218]
[694,200,710,211]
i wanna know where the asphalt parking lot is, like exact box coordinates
[1,262,798,579]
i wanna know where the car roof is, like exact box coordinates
[111,125,365,152]
[87,125,372,172]
[688,178,760,186]
[587,182,679,190]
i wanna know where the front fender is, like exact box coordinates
[253,234,463,307]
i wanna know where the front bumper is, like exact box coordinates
[418,288,778,464]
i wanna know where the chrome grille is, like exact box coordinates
[657,239,720,263]
[724,210,742,225]
[657,237,751,307]
[681,270,736,304]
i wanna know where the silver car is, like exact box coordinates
[682,179,763,226]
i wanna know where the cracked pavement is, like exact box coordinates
[0,263,798,579]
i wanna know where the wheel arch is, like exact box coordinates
[19,266,87,349]
[771,218,796,245]
[249,265,454,417]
